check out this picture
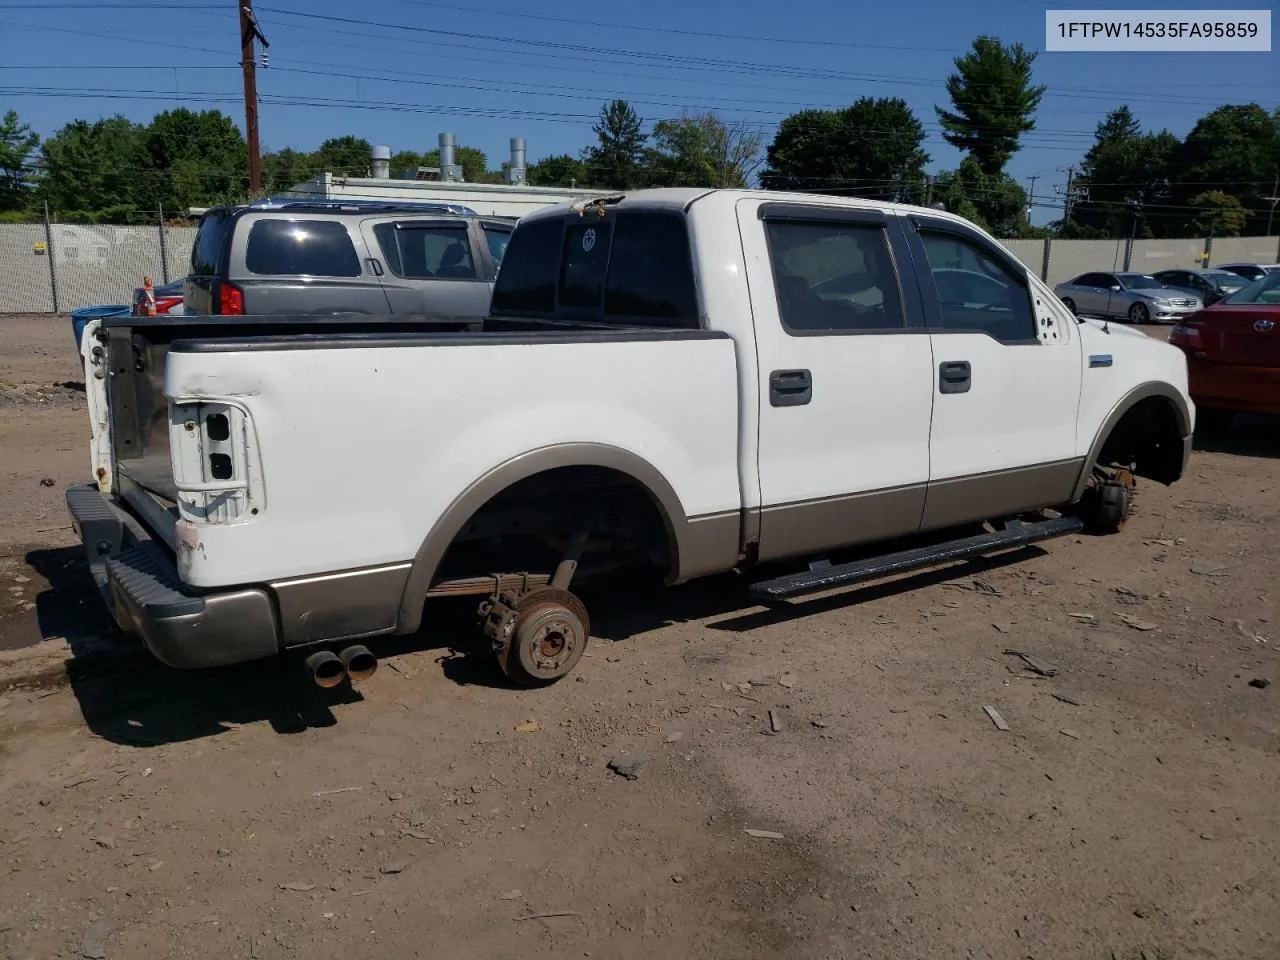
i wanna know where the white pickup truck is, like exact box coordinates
[67,188,1192,688]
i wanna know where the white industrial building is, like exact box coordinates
[284,133,599,218]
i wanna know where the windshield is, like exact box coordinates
[1118,274,1164,290]
[1224,273,1280,305]
[1204,272,1244,286]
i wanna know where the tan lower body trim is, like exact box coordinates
[757,485,926,563]
[920,459,1083,532]
[676,511,743,582]
[271,562,412,647]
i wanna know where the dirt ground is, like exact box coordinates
[0,312,1277,960]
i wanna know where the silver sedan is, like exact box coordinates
[1053,271,1203,324]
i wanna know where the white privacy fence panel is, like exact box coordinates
[0,224,56,313]
[1,223,1277,314]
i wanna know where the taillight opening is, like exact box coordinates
[1170,321,1203,350]
[218,281,244,315]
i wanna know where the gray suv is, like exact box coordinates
[184,199,514,320]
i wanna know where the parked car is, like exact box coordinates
[1214,263,1280,282]
[1053,271,1202,324]
[183,198,514,321]
[67,188,1191,686]
[1169,270,1280,428]
[1150,268,1246,306]
[131,278,186,317]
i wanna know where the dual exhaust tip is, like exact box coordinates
[305,645,377,688]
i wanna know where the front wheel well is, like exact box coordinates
[1094,396,1185,485]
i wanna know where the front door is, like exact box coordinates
[904,216,1084,530]
[739,200,937,563]
[361,218,494,319]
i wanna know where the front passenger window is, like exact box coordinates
[919,231,1036,342]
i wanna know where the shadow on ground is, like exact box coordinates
[21,529,1053,747]
[1193,414,1280,460]
[20,548,491,747]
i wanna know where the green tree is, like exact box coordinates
[420,144,494,182]
[527,153,587,187]
[1071,108,1183,237]
[0,110,39,213]
[1188,190,1248,236]
[761,98,929,199]
[38,115,147,220]
[582,99,647,189]
[311,135,371,177]
[388,150,425,175]
[936,36,1046,176]
[648,113,764,188]
[1176,104,1279,234]
[932,156,1029,237]
[138,109,247,212]
[262,147,321,192]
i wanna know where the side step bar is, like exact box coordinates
[748,516,1084,601]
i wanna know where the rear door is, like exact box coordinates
[904,215,1083,530]
[739,200,937,562]
[363,218,494,318]
[1072,273,1108,316]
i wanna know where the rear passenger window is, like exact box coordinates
[604,213,698,326]
[374,223,477,280]
[244,220,361,277]
[919,231,1036,342]
[483,226,511,270]
[491,218,563,313]
[764,220,904,333]
[191,209,231,275]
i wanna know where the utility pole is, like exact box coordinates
[1058,166,1078,221]
[1265,169,1279,236]
[238,0,269,194]
[1027,174,1039,210]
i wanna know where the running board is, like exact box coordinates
[748,516,1084,601]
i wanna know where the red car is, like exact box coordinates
[1170,272,1280,428]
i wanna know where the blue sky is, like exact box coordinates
[1,0,1275,224]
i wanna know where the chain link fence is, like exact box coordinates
[0,220,1277,314]
[0,220,197,313]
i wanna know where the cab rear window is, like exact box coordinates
[491,210,699,327]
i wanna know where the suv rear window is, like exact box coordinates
[191,209,231,275]
[491,211,698,326]
[244,219,362,277]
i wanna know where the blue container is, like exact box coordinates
[71,305,131,352]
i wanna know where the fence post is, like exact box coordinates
[157,202,169,284]
[1040,237,1051,283]
[43,201,59,314]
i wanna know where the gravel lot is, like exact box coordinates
[1,312,1277,960]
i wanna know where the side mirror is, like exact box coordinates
[1111,285,1122,291]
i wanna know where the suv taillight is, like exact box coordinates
[218,281,244,315]
[1170,319,1203,350]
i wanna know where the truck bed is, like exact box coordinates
[91,313,744,594]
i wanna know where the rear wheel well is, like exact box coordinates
[1094,396,1184,485]
[431,466,676,589]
